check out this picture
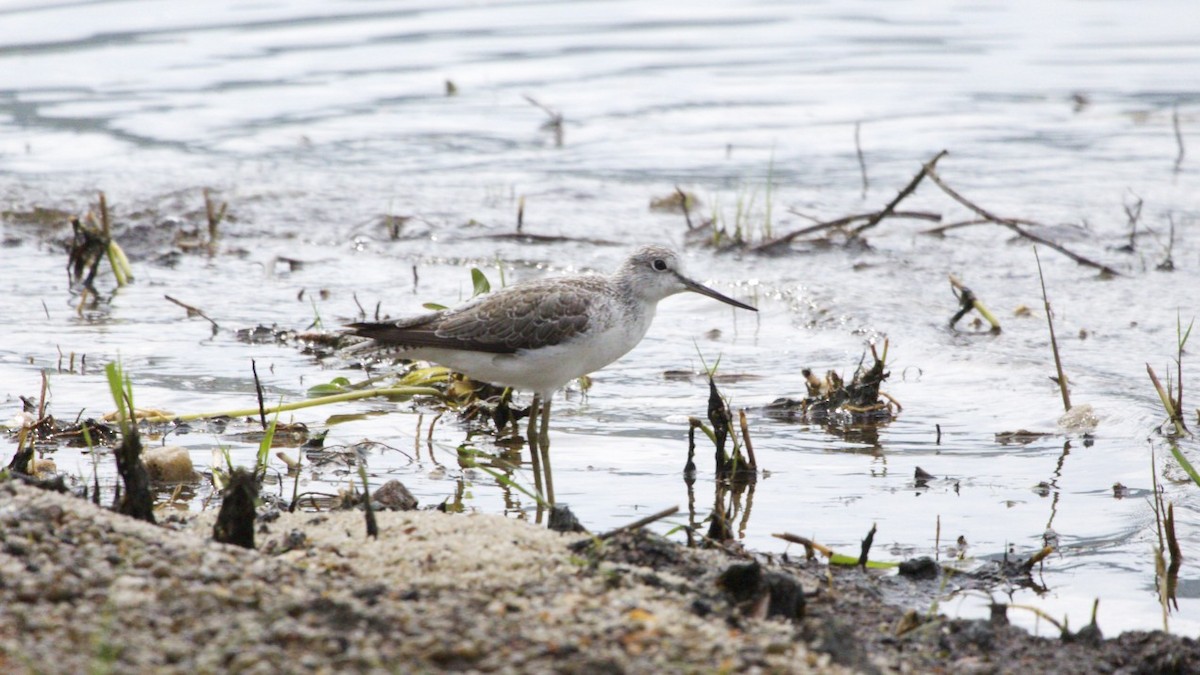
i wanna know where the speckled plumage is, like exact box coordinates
[352,276,614,355]
[347,245,755,397]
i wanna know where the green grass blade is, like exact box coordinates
[1168,442,1200,488]
[134,385,442,424]
[829,553,900,569]
[104,362,130,434]
[255,403,281,478]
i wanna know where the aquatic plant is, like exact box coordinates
[67,193,134,304]
[104,362,154,523]
[948,274,1001,333]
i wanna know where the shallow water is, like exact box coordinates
[2,0,1200,637]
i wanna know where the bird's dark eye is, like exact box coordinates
[652,258,668,271]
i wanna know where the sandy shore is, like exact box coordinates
[1,480,1196,673]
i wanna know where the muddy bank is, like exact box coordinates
[0,481,1196,674]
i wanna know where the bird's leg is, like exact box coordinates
[539,397,554,506]
[499,387,516,438]
[527,394,544,498]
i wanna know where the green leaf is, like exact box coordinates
[307,377,352,397]
[422,302,448,311]
[470,267,491,297]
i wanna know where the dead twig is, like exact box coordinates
[1158,214,1177,271]
[593,505,680,541]
[251,359,268,430]
[1007,603,1066,634]
[676,185,696,230]
[738,409,757,470]
[1117,192,1143,253]
[204,188,227,252]
[1035,248,1072,413]
[855,121,869,199]
[164,294,219,335]
[1173,105,1186,174]
[920,216,1045,236]
[772,532,834,559]
[99,191,111,237]
[858,523,878,571]
[751,210,941,254]
[926,167,1120,276]
[523,94,563,147]
[849,150,949,238]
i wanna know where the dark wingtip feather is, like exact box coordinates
[344,321,517,354]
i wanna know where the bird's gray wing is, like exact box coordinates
[348,278,603,354]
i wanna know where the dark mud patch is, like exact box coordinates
[573,528,1200,674]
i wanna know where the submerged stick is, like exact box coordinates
[1021,545,1055,572]
[1035,248,1072,413]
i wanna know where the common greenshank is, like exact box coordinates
[347,245,757,502]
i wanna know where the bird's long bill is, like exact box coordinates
[679,275,758,311]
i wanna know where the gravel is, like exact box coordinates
[0,481,838,673]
